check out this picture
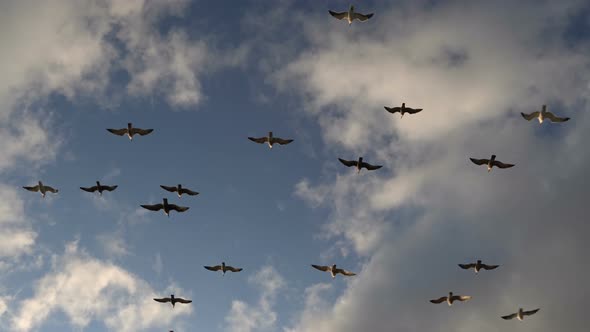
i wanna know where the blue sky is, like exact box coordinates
[0,1,589,332]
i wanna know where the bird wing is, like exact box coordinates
[204,265,222,271]
[273,138,294,145]
[492,160,515,169]
[384,106,401,114]
[469,158,489,166]
[520,112,539,121]
[523,308,540,316]
[141,204,164,211]
[130,128,154,136]
[174,298,192,304]
[179,188,199,196]
[153,298,171,303]
[338,158,358,167]
[335,268,356,276]
[458,263,476,270]
[501,313,518,320]
[107,128,127,136]
[80,186,98,192]
[328,10,347,20]
[451,295,472,302]
[160,185,178,193]
[481,264,499,270]
[430,297,447,304]
[168,204,189,212]
[23,185,40,192]
[361,162,383,171]
[103,185,118,192]
[311,264,330,272]
[248,137,268,144]
[44,186,58,193]
[352,12,374,21]
[406,108,423,114]
[544,112,570,123]
[226,266,243,272]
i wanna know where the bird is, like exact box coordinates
[80,181,118,196]
[248,131,293,149]
[160,184,199,198]
[469,155,514,172]
[430,292,472,306]
[502,308,540,321]
[384,103,423,118]
[140,198,189,217]
[106,123,153,140]
[458,260,499,273]
[23,181,58,198]
[338,157,382,174]
[521,105,569,124]
[329,5,374,25]
[204,262,243,275]
[153,294,192,308]
[311,264,356,278]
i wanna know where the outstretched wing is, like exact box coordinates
[174,298,192,304]
[107,128,127,136]
[501,313,518,320]
[492,161,515,169]
[338,158,358,167]
[451,295,472,302]
[273,138,294,145]
[352,12,374,21]
[523,308,540,316]
[311,264,330,272]
[458,263,476,270]
[80,186,98,193]
[44,186,58,193]
[544,112,570,123]
[160,185,178,193]
[430,297,447,304]
[23,185,40,192]
[204,265,222,271]
[179,188,199,196]
[481,264,499,270]
[168,204,189,213]
[406,108,423,114]
[248,137,268,144]
[335,268,356,276]
[520,112,539,121]
[469,158,489,166]
[361,162,382,171]
[141,204,164,211]
[328,10,347,20]
[384,106,401,114]
[226,266,243,273]
[102,185,118,192]
[130,128,154,136]
[153,298,171,303]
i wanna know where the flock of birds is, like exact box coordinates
[19,4,574,331]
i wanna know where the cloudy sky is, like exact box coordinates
[0,0,589,331]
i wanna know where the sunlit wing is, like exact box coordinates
[130,128,153,136]
[226,266,243,272]
[492,161,515,169]
[328,10,347,20]
[335,268,356,276]
[103,185,118,192]
[273,138,294,145]
[452,295,471,302]
[352,12,374,21]
[545,112,570,123]
[523,308,540,316]
[311,264,330,272]
[520,112,539,121]
[168,204,189,212]
[44,186,58,193]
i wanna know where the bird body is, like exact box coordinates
[338,157,382,173]
[80,181,118,196]
[204,261,243,275]
[153,294,192,308]
[384,103,423,118]
[248,131,293,149]
[430,292,472,306]
[458,260,499,273]
[502,308,540,321]
[23,181,58,198]
[107,123,153,140]
[521,105,569,124]
[329,5,374,25]
[160,184,199,198]
[311,264,356,278]
[141,198,189,217]
[469,154,514,172]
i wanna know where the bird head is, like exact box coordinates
[477,260,481,264]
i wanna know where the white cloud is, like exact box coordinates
[97,230,131,258]
[152,253,163,276]
[0,186,37,259]
[11,240,191,331]
[225,266,286,332]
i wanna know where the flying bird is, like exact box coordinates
[204,262,243,275]
[311,264,356,278]
[23,181,58,198]
[160,184,199,198]
[338,157,382,173]
[107,123,153,140]
[248,131,293,149]
[153,294,192,308]
[521,105,569,124]
[469,155,514,172]
[140,198,189,217]
[384,103,423,118]
[430,292,472,306]
[458,260,499,274]
[80,181,118,196]
[502,308,540,321]
[329,5,374,25]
